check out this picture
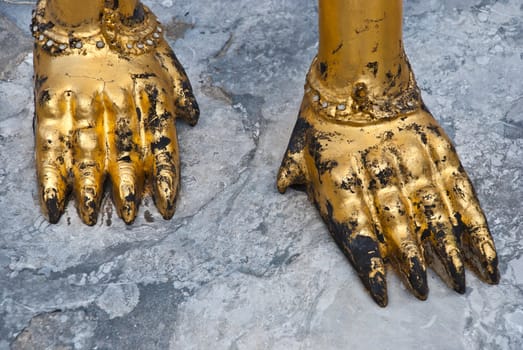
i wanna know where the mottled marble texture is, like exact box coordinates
[0,0,522,349]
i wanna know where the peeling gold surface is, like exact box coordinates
[33,0,199,225]
[278,0,499,306]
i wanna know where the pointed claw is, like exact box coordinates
[277,153,307,193]
[340,231,388,306]
[114,183,139,224]
[154,170,178,220]
[364,269,388,307]
[137,84,180,219]
[155,46,200,126]
[481,241,500,284]
[78,186,101,226]
[404,256,429,300]
[35,90,73,224]
[365,151,428,301]
[150,130,179,220]
[410,181,467,294]
[72,148,104,225]
[37,153,69,225]
[427,241,466,294]
[42,187,66,224]
[106,92,144,225]
[343,234,388,307]
[448,249,466,294]
[390,241,429,301]
[175,87,200,127]
[112,172,140,224]
[461,226,500,285]
[430,139,500,286]
[277,116,310,193]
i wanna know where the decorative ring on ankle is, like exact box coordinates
[101,5,164,55]
[31,0,104,55]
[305,58,423,124]
[31,0,165,56]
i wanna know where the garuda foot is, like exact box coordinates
[277,58,499,307]
[33,0,199,225]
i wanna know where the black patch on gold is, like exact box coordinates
[39,90,51,106]
[366,61,378,77]
[324,200,387,306]
[319,62,328,79]
[152,136,171,152]
[287,116,311,154]
[44,188,62,224]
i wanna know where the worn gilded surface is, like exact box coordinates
[0,0,522,348]
[278,0,498,306]
[33,0,199,225]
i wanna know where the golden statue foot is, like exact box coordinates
[32,0,199,225]
[277,0,499,306]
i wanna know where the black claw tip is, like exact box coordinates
[81,206,98,226]
[120,205,137,225]
[365,272,388,307]
[447,258,466,294]
[187,99,200,127]
[80,190,99,226]
[177,92,200,126]
[451,271,466,294]
[486,255,500,285]
[487,266,500,285]
[46,203,61,224]
[454,283,466,295]
[161,211,175,221]
[84,217,97,226]
[160,198,176,220]
[44,190,63,224]
[408,257,429,300]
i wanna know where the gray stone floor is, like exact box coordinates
[1,0,522,349]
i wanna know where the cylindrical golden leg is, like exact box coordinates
[277,0,500,306]
[118,0,140,17]
[306,0,420,123]
[317,0,406,93]
[46,0,104,27]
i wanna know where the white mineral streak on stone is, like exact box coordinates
[96,284,140,319]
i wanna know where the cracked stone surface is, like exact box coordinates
[0,0,522,349]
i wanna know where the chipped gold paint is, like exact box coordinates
[33,0,199,225]
[278,0,499,306]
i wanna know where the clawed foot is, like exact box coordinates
[33,2,199,225]
[278,74,499,306]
